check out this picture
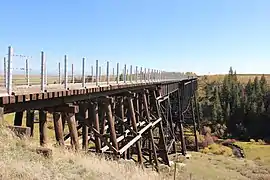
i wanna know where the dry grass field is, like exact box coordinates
[2,113,270,180]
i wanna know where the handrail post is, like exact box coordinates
[64,55,68,89]
[148,68,150,82]
[25,59,30,86]
[135,66,138,82]
[91,65,94,83]
[7,46,13,95]
[116,63,119,84]
[82,58,85,87]
[99,66,101,83]
[41,51,45,92]
[95,60,99,86]
[58,62,61,84]
[140,67,143,82]
[71,64,74,84]
[130,65,132,83]
[124,64,127,83]
[144,68,147,82]
[3,57,7,88]
[112,67,114,82]
[106,61,109,85]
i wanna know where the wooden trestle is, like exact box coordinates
[1,80,200,171]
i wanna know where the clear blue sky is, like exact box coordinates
[0,0,269,75]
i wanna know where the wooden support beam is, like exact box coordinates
[142,92,159,171]
[0,107,3,125]
[152,90,170,165]
[80,105,89,151]
[61,112,66,132]
[194,91,201,133]
[101,121,146,152]
[91,127,118,153]
[119,97,127,159]
[118,120,154,154]
[99,104,106,135]
[66,112,79,151]
[135,94,140,123]
[103,98,118,153]
[167,96,177,153]
[90,102,101,153]
[127,97,143,164]
[39,110,48,147]
[63,124,82,141]
[14,111,23,126]
[116,116,137,135]
[53,112,64,146]
[178,82,187,155]
[191,97,199,152]
[26,110,35,137]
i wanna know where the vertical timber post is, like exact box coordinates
[90,102,101,153]
[26,110,35,137]
[66,112,79,151]
[81,105,89,151]
[191,95,199,152]
[142,92,159,171]
[119,97,127,159]
[0,107,3,125]
[53,112,65,146]
[127,96,143,164]
[194,80,201,133]
[61,112,67,132]
[14,111,23,126]
[178,82,187,155]
[39,110,48,146]
[191,80,199,151]
[152,90,170,165]
[168,96,177,153]
[104,98,118,154]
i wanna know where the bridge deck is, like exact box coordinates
[0,78,196,112]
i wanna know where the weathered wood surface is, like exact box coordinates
[0,79,195,106]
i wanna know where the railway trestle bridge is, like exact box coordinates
[0,46,200,171]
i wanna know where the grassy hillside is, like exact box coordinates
[0,125,161,180]
[1,123,270,180]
